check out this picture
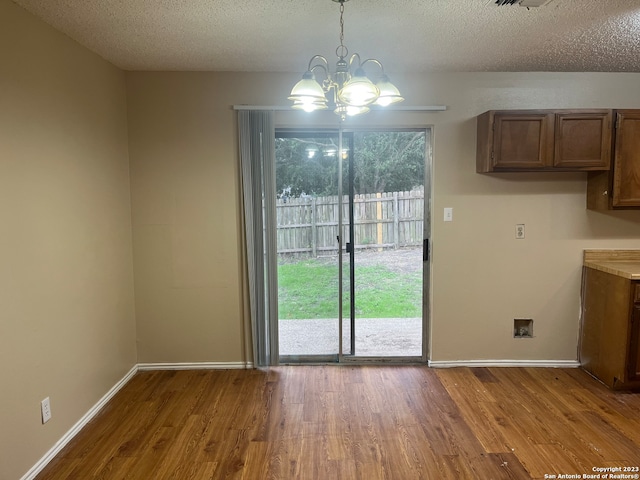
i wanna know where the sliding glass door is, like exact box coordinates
[276,128,430,362]
[275,130,348,360]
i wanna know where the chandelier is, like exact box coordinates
[288,0,404,120]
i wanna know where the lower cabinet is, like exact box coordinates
[629,302,640,382]
[580,267,640,389]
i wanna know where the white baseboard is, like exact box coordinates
[428,359,580,368]
[137,361,253,371]
[20,365,138,480]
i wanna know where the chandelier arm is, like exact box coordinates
[309,63,335,93]
[348,53,362,69]
[309,63,329,77]
[307,55,330,71]
[359,58,385,74]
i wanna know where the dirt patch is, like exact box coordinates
[354,247,423,274]
[300,247,423,274]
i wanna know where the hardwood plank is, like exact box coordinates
[482,368,562,444]
[323,392,355,459]
[34,366,640,480]
[92,456,139,480]
[437,385,510,453]
[471,367,500,384]
[529,444,587,480]
[501,369,614,471]
[436,367,496,404]
[35,458,83,480]
[480,452,531,479]
[241,440,271,479]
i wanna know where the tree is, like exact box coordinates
[352,131,425,194]
[275,131,425,197]
[275,136,342,197]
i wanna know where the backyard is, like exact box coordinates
[278,248,423,319]
[277,248,424,357]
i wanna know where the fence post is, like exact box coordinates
[376,192,383,251]
[311,197,317,258]
[393,191,399,249]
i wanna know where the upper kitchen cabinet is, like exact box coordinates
[587,110,640,210]
[477,109,612,173]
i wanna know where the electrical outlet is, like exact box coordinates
[41,397,52,424]
[515,224,525,239]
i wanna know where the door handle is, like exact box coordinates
[423,239,429,262]
[346,242,353,253]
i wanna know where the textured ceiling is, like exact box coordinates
[10,0,640,73]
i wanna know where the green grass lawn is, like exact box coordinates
[278,259,422,319]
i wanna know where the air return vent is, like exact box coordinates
[492,0,553,6]
[519,0,553,6]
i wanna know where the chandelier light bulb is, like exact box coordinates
[334,104,370,117]
[292,99,328,112]
[289,71,328,107]
[338,68,379,107]
[375,74,404,106]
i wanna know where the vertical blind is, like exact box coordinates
[238,110,278,366]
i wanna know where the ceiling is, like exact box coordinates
[10,0,640,73]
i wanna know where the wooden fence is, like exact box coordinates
[277,189,424,257]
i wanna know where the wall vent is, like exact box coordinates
[519,0,553,6]
[491,0,554,6]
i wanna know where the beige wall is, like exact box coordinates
[0,2,136,479]
[127,71,640,366]
[126,73,249,363]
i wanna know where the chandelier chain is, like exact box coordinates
[335,1,348,59]
[339,2,345,47]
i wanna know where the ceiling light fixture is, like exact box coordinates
[288,0,404,120]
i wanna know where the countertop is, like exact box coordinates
[583,249,640,280]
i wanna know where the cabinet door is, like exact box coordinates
[580,267,630,388]
[554,110,612,169]
[612,110,640,207]
[629,303,640,382]
[492,112,555,170]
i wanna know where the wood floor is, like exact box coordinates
[35,366,640,480]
